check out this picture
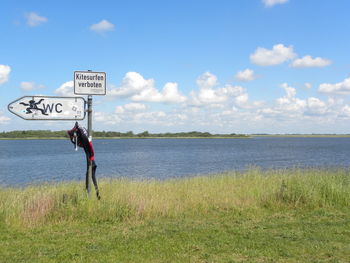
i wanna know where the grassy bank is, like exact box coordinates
[1,169,350,262]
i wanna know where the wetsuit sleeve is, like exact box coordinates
[88,142,95,161]
[77,126,94,160]
[67,129,76,144]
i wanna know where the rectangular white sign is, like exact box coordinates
[8,96,86,120]
[74,71,106,95]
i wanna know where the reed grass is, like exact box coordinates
[1,168,349,228]
[1,168,350,262]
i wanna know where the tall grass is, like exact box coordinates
[1,168,349,228]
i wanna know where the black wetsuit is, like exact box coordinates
[68,122,100,199]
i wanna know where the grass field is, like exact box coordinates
[1,168,350,262]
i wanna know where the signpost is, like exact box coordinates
[8,70,106,198]
[74,70,106,196]
[8,96,86,120]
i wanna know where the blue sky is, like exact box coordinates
[1,0,350,134]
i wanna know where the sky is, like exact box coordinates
[1,0,350,134]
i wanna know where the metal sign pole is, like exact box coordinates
[87,95,93,196]
[87,95,93,138]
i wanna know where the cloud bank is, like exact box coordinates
[318,77,350,95]
[0,65,11,85]
[89,71,350,134]
[108,72,186,104]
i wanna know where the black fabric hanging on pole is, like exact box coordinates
[67,122,100,199]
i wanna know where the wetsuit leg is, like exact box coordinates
[85,157,90,193]
[91,160,100,200]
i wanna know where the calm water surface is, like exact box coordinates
[1,137,350,186]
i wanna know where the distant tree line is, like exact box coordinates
[0,130,68,138]
[0,130,248,139]
[94,131,247,138]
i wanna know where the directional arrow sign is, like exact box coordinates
[8,96,86,120]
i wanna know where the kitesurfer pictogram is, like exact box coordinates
[20,99,48,115]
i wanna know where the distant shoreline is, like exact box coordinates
[1,134,350,140]
[2,130,350,140]
[252,134,350,138]
[0,130,248,140]
[0,136,250,140]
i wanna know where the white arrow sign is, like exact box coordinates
[8,96,86,120]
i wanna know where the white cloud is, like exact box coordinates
[25,12,48,27]
[219,85,246,97]
[257,108,280,118]
[132,82,187,103]
[90,73,350,133]
[94,111,107,122]
[0,111,10,124]
[276,84,306,114]
[190,72,263,109]
[90,20,115,33]
[318,77,350,95]
[129,87,161,102]
[234,93,249,108]
[250,44,296,66]
[304,82,312,89]
[190,87,226,105]
[123,102,147,111]
[108,72,155,97]
[258,83,331,120]
[19,81,45,91]
[0,65,11,85]
[235,69,257,81]
[112,103,167,125]
[54,81,75,96]
[262,0,289,7]
[190,74,250,108]
[115,103,147,114]
[339,105,350,118]
[109,72,186,104]
[291,55,331,68]
[280,83,296,98]
[305,97,328,116]
[196,72,218,88]
[133,111,167,123]
[161,82,187,103]
[94,111,121,124]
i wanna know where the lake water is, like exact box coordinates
[1,137,350,187]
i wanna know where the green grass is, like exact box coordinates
[1,168,350,262]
